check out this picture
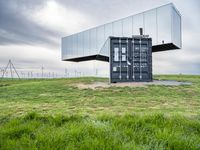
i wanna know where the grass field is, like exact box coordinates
[0,75,200,149]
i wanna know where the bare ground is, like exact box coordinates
[74,80,192,90]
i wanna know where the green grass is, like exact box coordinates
[0,75,200,149]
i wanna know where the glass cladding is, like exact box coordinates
[90,28,97,55]
[105,23,113,40]
[71,36,74,57]
[122,16,133,37]
[77,32,83,57]
[61,37,66,58]
[83,30,90,56]
[172,8,181,48]
[133,13,144,35]
[113,20,122,37]
[97,26,105,51]
[144,9,157,45]
[72,34,77,57]
[62,3,181,60]
[65,37,69,57]
[68,36,73,58]
[99,38,110,56]
[157,5,171,44]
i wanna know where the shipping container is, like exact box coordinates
[109,36,152,83]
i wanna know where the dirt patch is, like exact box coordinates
[73,80,192,90]
[75,82,146,90]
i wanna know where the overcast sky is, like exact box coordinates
[0,0,200,77]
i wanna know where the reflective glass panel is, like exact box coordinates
[133,13,144,35]
[83,30,90,56]
[90,28,97,54]
[172,7,181,48]
[144,9,157,45]
[65,37,69,58]
[105,23,112,40]
[99,38,110,56]
[113,20,122,37]
[122,16,132,37]
[61,37,66,57]
[72,34,78,57]
[157,5,171,44]
[97,26,105,51]
[77,32,83,57]
[68,36,73,58]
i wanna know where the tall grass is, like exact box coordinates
[1,75,200,149]
[0,112,200,150]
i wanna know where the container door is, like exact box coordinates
[131,38,151,82]
[131,40,141,81]
[110,37,152,83]
[110,38,131,82]
[110,40,121,82]
[120,39,132,82]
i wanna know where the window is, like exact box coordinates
[122,47,126,53]
[122,55,126,61]
[113,67,117,72]
[114,47,119,61]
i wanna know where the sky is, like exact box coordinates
[0,0,200,78]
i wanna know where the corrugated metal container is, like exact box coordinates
[110,36,152,83]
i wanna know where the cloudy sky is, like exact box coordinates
[0,0,200,77]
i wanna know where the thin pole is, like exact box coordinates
[1,60,10,78]
[10,60,20,79]
[41,66,44,78]
[9,60,13,79]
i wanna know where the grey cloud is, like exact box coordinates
[0,0,61,48]
[165,62,200,74]
[57,0,169,26]
[0,0,200,75]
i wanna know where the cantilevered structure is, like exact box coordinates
[61,3,181,62]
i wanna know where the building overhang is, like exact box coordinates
[152,43,180,52]
[63,43,180,62]
[61,3,182,62]
[62,54,109,62]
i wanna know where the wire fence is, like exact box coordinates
[0,59,109,79]
[0,68,109,79]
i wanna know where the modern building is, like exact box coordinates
[61,3,181,62]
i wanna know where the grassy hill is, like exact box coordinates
[0,75,200,149]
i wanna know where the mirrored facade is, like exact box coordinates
[62,3,181,61]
